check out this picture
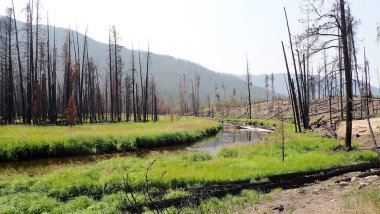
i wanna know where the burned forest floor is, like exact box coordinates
[214,96,380,148]
[208,96,380,213]
[242,169,380,214]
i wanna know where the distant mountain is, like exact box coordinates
[236,73,291,96]
[5,16,273,104]
[238,73,380,97]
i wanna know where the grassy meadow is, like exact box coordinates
[0,117,221,161]
[0,119,377,213]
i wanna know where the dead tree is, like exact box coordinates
[264,75,269,102]
[131,45,137,122]
[138,49,143,121]
[284,7,305,129]
[7,9,14,123]
[108,29,114,122]
[51,25,57,123]
[12,0,25,123]
[125,73,132,122]
[144,43,150,122]
[282,41,302,132]
[26,1,33,124]
[195,73,200,116]
[297,0,355,149]
[0,1,160,126]
[340,0,353,150]
[179,75,185,115]
[271,73,275,102]
[78,26,88,124]
[246,58,252,119]
[112,26,122,122]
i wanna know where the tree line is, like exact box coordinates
[279,0,378,150]
[0,0,158,125]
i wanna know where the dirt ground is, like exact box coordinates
[336,118,380,149]
[241,171,380,214]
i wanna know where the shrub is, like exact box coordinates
[183,152,212,162]
[217,148,239,158]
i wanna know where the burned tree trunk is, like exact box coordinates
[282,41,301,132]
[340,0,353,150]
[6,9,14,123]
[79,27,88,124]
[246,58,252,119]
[131,46,137,122]
[12,0,25,123]
[144,44,150,122]
[284,8,305,129]
[108,29,114,122]
[138,49,143,122]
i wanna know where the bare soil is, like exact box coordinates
[336,118,380,149]
[241,171,380,214]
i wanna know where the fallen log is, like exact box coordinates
[310,115,324,127]
[338,169,380,183]
[120,162,380,213]
[320,124,337,138]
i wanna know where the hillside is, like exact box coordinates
[238,73,380,97]
[6,17,272,104]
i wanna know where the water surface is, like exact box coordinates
[0,123,269,175]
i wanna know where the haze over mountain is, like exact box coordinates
[8,17,275,104]
[239,73,380,97]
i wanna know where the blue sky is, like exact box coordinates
[0,0,379,84]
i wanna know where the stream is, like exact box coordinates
[0,123,271,175]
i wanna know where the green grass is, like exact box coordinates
[342,185,380,213]
[0,119,377,213]
[161,189,272,214]
[0,117,221,161]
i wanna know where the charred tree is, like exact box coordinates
[12,0,25,123]
[340,0,353,150]
[144,44,150,122]
[282,41,302,132]
[246,58,252,119]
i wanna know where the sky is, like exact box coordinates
[0,0,380,82]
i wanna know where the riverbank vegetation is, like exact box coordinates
[0,117,221,161]
[0,120,376,213]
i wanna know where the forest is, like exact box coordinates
[0,0,160,125]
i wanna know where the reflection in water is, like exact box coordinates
[0,124,268,175]
[187,124,265,155]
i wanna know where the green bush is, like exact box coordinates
[217,148,239,158]
[183,152,213,162]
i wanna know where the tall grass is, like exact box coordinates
[0,117,221,161]
[0,119,376,213]
[180,189,272,214]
